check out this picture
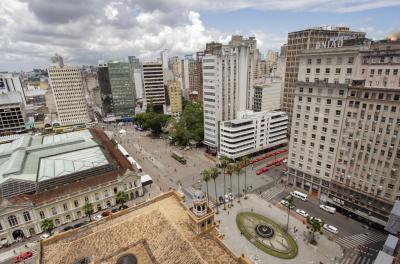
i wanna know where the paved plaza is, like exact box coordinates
[216,194,343,264]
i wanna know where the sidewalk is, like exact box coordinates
[216,194,343,264]
[0,242,37,263]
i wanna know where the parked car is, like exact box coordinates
[295,209,309,218]
[309,216,323,224]
[101,211,111,217]
[280,199,295,209]
[94,214,103,221]
[219,196,224,204]
[39,233,50,240]
[62,226,74,232]
[119,205,128,210]
[224,195,229,203]
[228,193,234,201]
[111,208,119,213]
[320,204,336,214]
[14,251,32,263]
[323,224,339,234]
[73,222,86,229]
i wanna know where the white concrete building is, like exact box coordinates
[0,73,26,105]
[48,64,90,126]
[253,77,282,112]
[219,110,288,159]
[203,36,257,153]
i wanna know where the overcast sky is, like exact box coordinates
[1,0,400,71]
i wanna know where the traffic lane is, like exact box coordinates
[274,192,372,237]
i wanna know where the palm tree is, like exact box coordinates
[209,167,220,214]
[285,196,295,232]
[226,163,235,207]
[41,219,54,235]
[201,169,211,204]
[240,156,250,199]
[220,155,230,210]
[309,218,322,244]
[116,191,129,209]
[83,202,94,222]
[234,161,242,203]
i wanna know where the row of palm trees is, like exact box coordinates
[201,155,251,214]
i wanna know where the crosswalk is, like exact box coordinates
[260,186,283,201]
[341,251,374,264]
[336,232,387,250]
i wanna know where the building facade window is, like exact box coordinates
[8,215,18,227]
[39,211,45,219]
[23,211,31,222]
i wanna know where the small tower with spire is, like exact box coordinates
[187,187,215,235]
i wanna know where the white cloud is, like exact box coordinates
[0,0,398,70]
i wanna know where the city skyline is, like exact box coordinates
[1,0,400,71]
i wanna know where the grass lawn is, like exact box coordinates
[236,212,298,259]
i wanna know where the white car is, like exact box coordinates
[224,195,229,203]
[280,200,295,209]
[309,216,323,224]
[295,209,309,218]
[228,193,234,201]
[320,204,336,214]
[39,233,50,240]
[94,214,103,221]
[323,224,339,234]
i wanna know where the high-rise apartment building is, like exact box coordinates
[142,61,165,111]
[182,53,204,101]
[287,38,400,226]
[97,61,113,116]
[167,80,182,116]
[202,36,257,153]
[48,62,90,126]
[282,26,365,128]
[266,50,279,63]
[107,61,135,117]
[182,55,193,99]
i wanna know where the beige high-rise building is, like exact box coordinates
[282,26,365,128]
[167,80,182,116]
[287,38,400,226]
[48,64,90,126]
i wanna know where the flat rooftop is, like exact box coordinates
[0,130,109,185]
[41,192,239,264]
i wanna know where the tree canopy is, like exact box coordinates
[170,101,204,145]
[134,109,169,135]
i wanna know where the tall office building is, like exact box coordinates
[253,77,282,112]
[266,50,279,63]
[182,53,204,101]
[167,80,182,116]
[160,49,169,69]
[282,26,365,128]
[182,55,193,99]
[97,61,113,116]
[107,61,135,117]
[48,60,90,126]
[0,73,26,105]
[142,61,165,112]
[202,35,257,153]
[287,38,400,226]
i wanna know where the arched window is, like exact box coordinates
[55,219,60,225]
[39,211,45,219]
[128,182,132,189]
[8,215,18,227]
[23,211,31,222]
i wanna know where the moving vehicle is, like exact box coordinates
[101,211,111,217]
[280,199,295,209]
[323,224,339,234]
[171,151,186,164]
[14,251,32,263]
[290,191,308,201]
[320,204,336,214]
[295,209,309,218]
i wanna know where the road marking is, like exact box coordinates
[336,232,387,249]
[260,186,283,201]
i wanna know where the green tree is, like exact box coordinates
[285,196,295,232]
[240,156,250,199]
[209,167,220,214]
[41,219,54,235]
[201,169,211,204]
[219,155,230,210]
[83,202,94,222]
[116,191,129,208]
[170,102,204,145]
[234,161,242,203]
[134,111,169,135]
[226,163,235,207]
[309,218,322,244]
